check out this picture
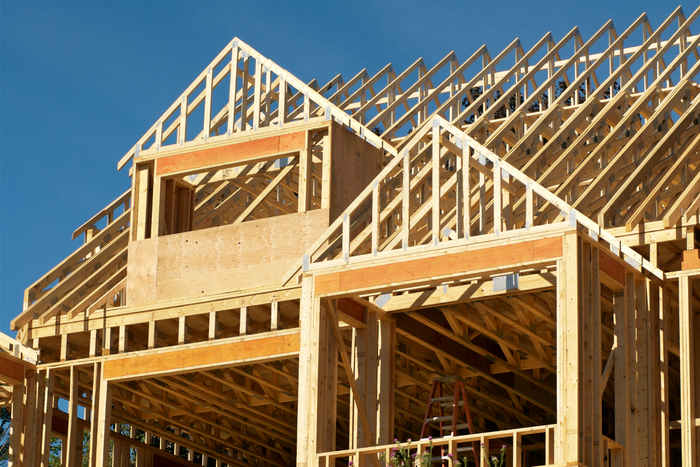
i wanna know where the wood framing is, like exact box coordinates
[5,8,700,467]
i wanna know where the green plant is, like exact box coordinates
[453,443,506,467]
[378,437,434,467]
[481,443,506,467]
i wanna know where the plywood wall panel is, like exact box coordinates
[127,209,329,306]
[330,122,383,221]
[126,238,159,306]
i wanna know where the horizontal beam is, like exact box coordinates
[380,272,556,312]
[315,237,563,296]
[155,131,306,176]
[103,330,300,381]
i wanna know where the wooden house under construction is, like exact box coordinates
[3,7,700,467]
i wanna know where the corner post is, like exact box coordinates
[297,275,321,467]
[556,232,581,463]
[678,275,697,466]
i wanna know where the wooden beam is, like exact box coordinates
[156,131,306,176]
[102,330,300,381]
[315,237,563,296]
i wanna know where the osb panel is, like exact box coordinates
[126,238,159,306]
[330,122,383,221]
[150,209,329,302]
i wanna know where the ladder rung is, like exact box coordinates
[429,416,453,422]
[456,423,470,430]
[440,401,465,408]
[430,396,454,403]
[433,375,460,382]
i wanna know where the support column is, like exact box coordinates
[647,281,661,467]
[41,369,55,467]
[89,363,102,467]
[350,307,374,450]
[590,248,604,467]
[582,243,592,465]
[659,285,671,467]
[94,379,113,467]
[66,366,81,467]
[376,317,395,445]
[297,275,320,467]
[556,232,581,463]
[635,277,649,466]
[612,288,628,467]
[21,369,38,467]
[678,275,697,467]
[316,299,338,453]
[8,383,23,467]
[625,273,638,455]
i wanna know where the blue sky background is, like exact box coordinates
[1,0,695,336]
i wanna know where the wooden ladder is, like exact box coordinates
[420,375,479,463]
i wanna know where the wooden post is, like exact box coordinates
[113,439,122,466]
[556,232,581,463]
[316,299,338,453]
[612,286,628,467]
[119,324,127,353]
[21,369,38,467]
[66,366,81,467]
[635,277,649,466]
[350,310,368,449]
[148,320,156,349]
[365,310,378,447]
[8,383,23,467]
[209,311,218,340]
[89,330,98,358]
[321,130,332,210]
[104,326,112,356]
[590,247,602,467]
[133,163,152,241]
[678,275,697,467]
[376,317,395,445]
[659,285,671,467]
[582,242,592,465]
[625,273,637,455]
[178,316,186,345]
[298,131,313,213]
[95,379,112,466]
[239,307,248,336]
[271,301,280,331]
[60,333,69,362]
[647,281,661,467]
[89,363,102,467]
[40,369,54,467]
[297,275,319,467]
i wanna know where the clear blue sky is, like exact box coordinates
[1,0,694,336]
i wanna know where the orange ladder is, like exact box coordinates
[420,375,479,463]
